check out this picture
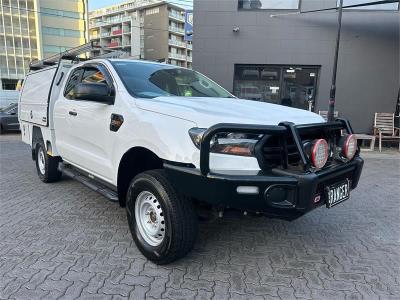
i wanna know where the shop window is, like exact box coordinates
[234,65,320,111]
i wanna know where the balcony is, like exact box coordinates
[187,56,192,63]
[168,52,187,61]
[111,29,123,36]
[168,39,186,48]
[169,12,185,22]
[187,43,192,50]
[107,42,121,48]
[168,26,185,35]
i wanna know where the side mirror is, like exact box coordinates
[72,83,114,104]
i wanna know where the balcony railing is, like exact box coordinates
[107,42,121,48]
[187,43,192,50]
[169,12,185,22]
[101,32,110,37]
[111,29,123,35]
[168,53,187,61]
[168,26,185,35]
[168,39,186,48]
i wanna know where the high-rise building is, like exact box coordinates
[89,0,193,68]
[0,0,88,90]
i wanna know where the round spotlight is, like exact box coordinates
[311,139,329,170]
[342,134,357,160]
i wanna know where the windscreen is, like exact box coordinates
[111,61,234,99]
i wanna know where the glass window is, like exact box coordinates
[238,0,300,10]
[338,0,399,10]
[111,61,234,99]
[234,65,320,111]
[42,27,81,38]
[82,68,107,84]
[64,69,83,99]
[41,8,81,19]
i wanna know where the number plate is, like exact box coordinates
[326,179,350,208]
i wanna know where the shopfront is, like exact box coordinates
[233,65,320,111]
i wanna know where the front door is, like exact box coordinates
[54,64,116,182]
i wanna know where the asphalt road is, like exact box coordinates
[0,134,399,300]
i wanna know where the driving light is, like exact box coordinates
[311,139,329,170]
[340,134,357,160]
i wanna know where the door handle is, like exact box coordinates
[69,111,77,116]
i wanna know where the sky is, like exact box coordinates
[88,0,193,11]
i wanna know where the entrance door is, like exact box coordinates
[281,67,319,111]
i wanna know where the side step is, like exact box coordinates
[59,163,119,202]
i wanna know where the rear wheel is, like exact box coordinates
[35,140,62,183]
[126,169,198,264]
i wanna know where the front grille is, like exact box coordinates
[260,125,342,170]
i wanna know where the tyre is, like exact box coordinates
[35,140,62,183]
[126,169,198,264]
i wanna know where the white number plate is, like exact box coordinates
[326,179,350,208]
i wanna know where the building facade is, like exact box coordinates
[0,0,88,90]
[193,0,399,133]
[89,0,193,68]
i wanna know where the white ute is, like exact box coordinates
[19,44,363,264]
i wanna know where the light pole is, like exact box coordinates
[328,0,344,122]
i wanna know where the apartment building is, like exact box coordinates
[89,0,193,68]
[193,0,399,133]
[0,0,88,90]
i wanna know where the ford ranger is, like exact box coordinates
[19,46,363,264]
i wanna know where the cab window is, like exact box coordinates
[64,68,83,99]
[82,68,107,84]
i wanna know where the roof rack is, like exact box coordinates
[29,41,128,71]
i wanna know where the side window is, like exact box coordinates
[7,106,17,115]
[64,68,82,99]
[82,67,107,84]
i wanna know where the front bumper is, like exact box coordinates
[165,157,363,221]
[165,119,364,221]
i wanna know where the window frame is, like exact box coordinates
[63,63,116,102]
[337,0,400,11]
[238,0,302,11]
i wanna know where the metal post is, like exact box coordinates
[328,0,344,122]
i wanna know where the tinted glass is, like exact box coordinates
[234,65,320,111]
[64,69,82,99]
[82,68,107,84]
[111,61,234,99]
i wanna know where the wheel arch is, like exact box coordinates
[117,146,163,207]
[31,126,43,160]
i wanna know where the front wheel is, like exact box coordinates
[126,170,198,264]
[35,140,62,183]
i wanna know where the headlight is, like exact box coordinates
[188,128,263,157]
